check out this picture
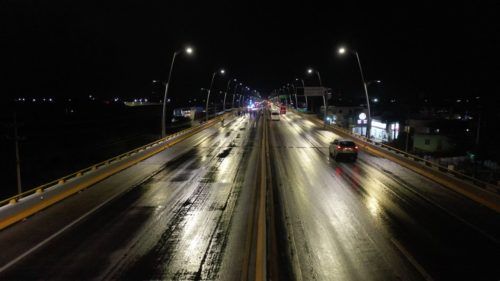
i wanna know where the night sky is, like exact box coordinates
[2,1,498,105]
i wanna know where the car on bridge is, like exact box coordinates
[270,111,280,121]
[329,139,358,161]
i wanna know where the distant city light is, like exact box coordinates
[338,47,346,54]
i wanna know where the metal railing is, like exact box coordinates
[297,110,500,194]
[0,114,226,208]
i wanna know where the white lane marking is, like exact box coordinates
[0,118,241,274]
[391,238,434,281]
[0,184,132,274]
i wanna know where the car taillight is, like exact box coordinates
[355,146,358,150]
[336,145,342,150]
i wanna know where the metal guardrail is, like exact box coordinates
[0,115,227,208]
[296,111,500,195]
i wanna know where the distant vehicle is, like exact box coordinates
[329,139,358,161]
[270,111,280,121]
[280,105,287,114]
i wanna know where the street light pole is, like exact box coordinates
[232,83,241,109]
[13,113,22,195]
[339,47,372,138]
[162,51,179,137]
[307,68,327,125]
[281,87,288,107]
[161,46,193,137]
[206,69,224,121]
[223,79,235,112]
[315,71,328,125]
[354,51,372,139]
[296,78,308,110]
[290,83,298,109]
[286,85,293,105]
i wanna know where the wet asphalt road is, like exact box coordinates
[0,110,499,280]
[269,112,499,281]
[0,113,263,280]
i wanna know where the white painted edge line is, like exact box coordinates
[0,115,229,273]
[0,180,135,274]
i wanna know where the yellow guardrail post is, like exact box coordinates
[0,112,232,229]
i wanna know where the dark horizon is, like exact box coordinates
[2,1,498,105]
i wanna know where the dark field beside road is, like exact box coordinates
[0,101,189,200]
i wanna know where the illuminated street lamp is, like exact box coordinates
[306,68,327,124]
[306,68,322,86]
[289,83,299,109]
[367,80,382,87]
[295,77,308,109]
[232,82,243,108]
[224,78,237,112]
[283,85,293,105]
[205,69,226,121]
[338,46,372,138]
[206,69,225,121]
[162,46,194,137]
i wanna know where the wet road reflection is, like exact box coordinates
[0,111,498,280]
[1,114,264,281]
[270,111,499,280]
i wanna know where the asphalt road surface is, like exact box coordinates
[0,113,263,280]
[268,111,499,281]
[0,110,498,281]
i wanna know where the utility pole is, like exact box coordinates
[405,125,410,153]
[6,112,24,195]
[475,112,481,146]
